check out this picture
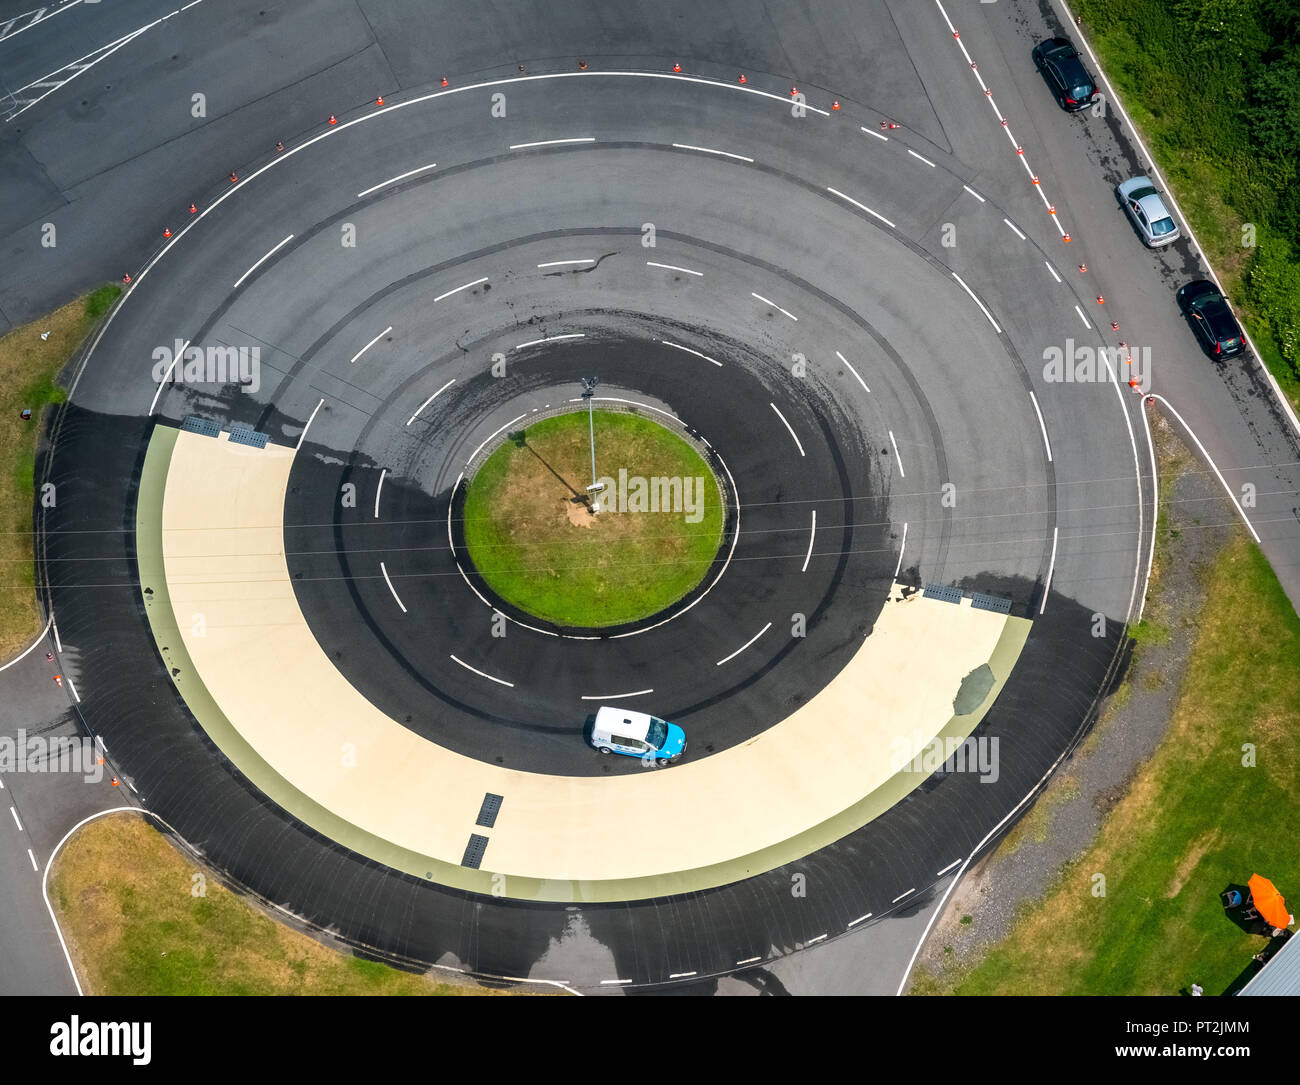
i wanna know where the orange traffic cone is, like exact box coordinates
[328,113,337,125]
[1096,294,1105,304]
[673,62,681,73]
[189,203,198,214]
[831,100,840,111]
[376,96,384,106]
[163,227,171,239]
[122,273,132,284]
[441,76,449,86]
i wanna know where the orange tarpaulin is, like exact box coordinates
[1248,874,1292,930]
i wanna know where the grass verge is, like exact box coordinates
[912,525,1299,995]
[49,812,510,995]
[0,285,119,658]
[463,409,724,626]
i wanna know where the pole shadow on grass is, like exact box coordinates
[508,429,592,512]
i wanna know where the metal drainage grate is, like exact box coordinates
[970,592,1013,615]
[923,582,963,605]
[181,415,222,439]
[476,793,504,829]
[227,423,269,449]
[461,834,490,869]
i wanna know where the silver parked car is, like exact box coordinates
[1116,176,1180,247]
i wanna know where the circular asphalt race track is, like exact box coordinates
[40,62,1150,987]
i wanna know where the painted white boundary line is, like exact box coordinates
[769,402,805,456]
[434,277,488,302]
[1150,395,1260,542]
[1040,526,1059,615]
[826,186,896,229]
[835,350,870,393]
[646,261,703,277]
[373,468,386,519]
[379,561,407,613]
[295,398,325,451]
[510,137,594,149]
[407,379,456,426]
[672,142,753,163]
[715,622,771,666]
[579,690,653,701]
[356,162,436,198]
[1028,391,1053,462]
[751,292,797,321]
[450,655,513,687]
[950,272,1002,333]
[350,326,391,365]
[801,510,817,572]
[0,615,52,673]
[893,522,908,579]
[658,340,722,367]
[889,430,905,478]
[147,339,188,415]
[232,233,294,289]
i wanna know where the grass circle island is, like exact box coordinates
[461,409,726,628]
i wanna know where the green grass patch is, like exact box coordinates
[51,813,514,995]
[0,285,120,657]
[916,532,1300,995]
[463,410,724,627]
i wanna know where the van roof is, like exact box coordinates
[594,706,653,738]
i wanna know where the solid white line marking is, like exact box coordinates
[950,272,1002,333]
[848,913,873,927]
[716,621,772,666]
[826,186,896,229]
[65,674,79,703]
[1150,393,1261,543]
[434,277,488,302]
[735,956,762,966]
[669,971,697,979]
[646,261,703,277]
[907,148,936,167]
[672,142,753,162]
[889,430,905,478]
[751,292,797,321]
[1040,526,1059,615]
[769,402,805,456]
[232,233,293,289]
[1074,304,1092,329]
[449,654,513,687]
[600,978,632,985]
[936,859,961,877]
[350,326,391,364]
[373,468,386,518]
[835,350,870,393]
[894,521,908,579]
[380,561,407,613]
[1044,261,1062,283]
[0,615,52,674]
[860,126,889,142]
[891,887,915,904]
[537,259,595,268]
[806,933,828,945]
[465,412,529,466]
[356,162,436,198]
[514,333,584,351]
[407,379,456,425]
[658,339,722,367]
[801,511,817,573]
[1029,391,1053,463]
[147,338,188,415]
[52,620,62,654]
[510,137,595,149]
[27,848,38,872]
[962,184,985,202]
[1003,217,1026,240]
[295,398,325,451]
[10,806,22,831]
[580,689,654,701]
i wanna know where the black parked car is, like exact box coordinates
[1176,280,1246,359]
[1032,37,1097,111]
